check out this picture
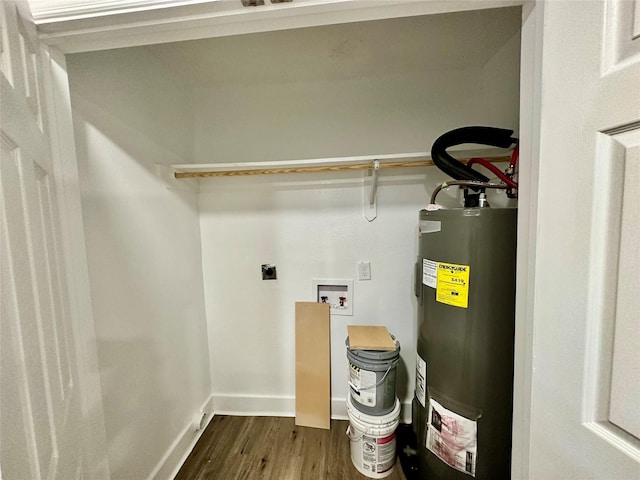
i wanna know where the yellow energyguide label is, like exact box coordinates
[436,262,470,308]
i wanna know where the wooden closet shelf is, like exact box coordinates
[172,155,510,179]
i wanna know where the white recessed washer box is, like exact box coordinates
[312,278,353,316]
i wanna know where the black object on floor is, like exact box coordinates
[397,424,420,480]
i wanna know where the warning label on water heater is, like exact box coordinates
[436,262,470,309]
[426,398,477,477]
[415,354,427,407]
[422,259,438,288]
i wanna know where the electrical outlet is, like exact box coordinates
[357,261,371,281]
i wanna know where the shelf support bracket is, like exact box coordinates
[363,160,379,222]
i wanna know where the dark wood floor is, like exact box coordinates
[175,416,407,480]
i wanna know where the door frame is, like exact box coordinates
[511,3,544,478]
[41,39,111,480]
[32,1,543,478]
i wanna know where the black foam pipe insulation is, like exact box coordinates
[430,126,517,182]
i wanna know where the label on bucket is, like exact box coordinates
[425,398,477,477]
[362,433,396,474]
[349,364,377,407]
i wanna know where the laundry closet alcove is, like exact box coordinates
[63,4,523,478]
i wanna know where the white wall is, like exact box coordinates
[195,12,521,419]
[67,49,211,479]
[198,170,454,419]
[194,70,484,162]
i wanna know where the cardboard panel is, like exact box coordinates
[295,302,331,429]
[347,325,396,351]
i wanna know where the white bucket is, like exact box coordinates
[346,395,401,479]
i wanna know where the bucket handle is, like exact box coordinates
[346,424,370,442]
[348,364,392,392]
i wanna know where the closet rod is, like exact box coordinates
[174,156,510,179]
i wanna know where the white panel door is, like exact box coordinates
[0,1,105,479]
[528,0,640,478]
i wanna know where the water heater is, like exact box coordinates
[409,127,518,479]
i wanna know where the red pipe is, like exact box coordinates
[466,157,517,189]
[509,146,519,170]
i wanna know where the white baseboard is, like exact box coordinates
[147,395,215,480]
[331,397,348,420]
[212,393,295,417]
[212,394,412,423]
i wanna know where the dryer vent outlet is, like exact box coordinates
[262,264,277,280]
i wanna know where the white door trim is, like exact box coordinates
[42,44,111,479]
[511,2,544,478]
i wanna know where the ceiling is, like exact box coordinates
[139,6,521,87]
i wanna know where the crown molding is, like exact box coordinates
[31,0,239,23]
[32,0,525,54]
